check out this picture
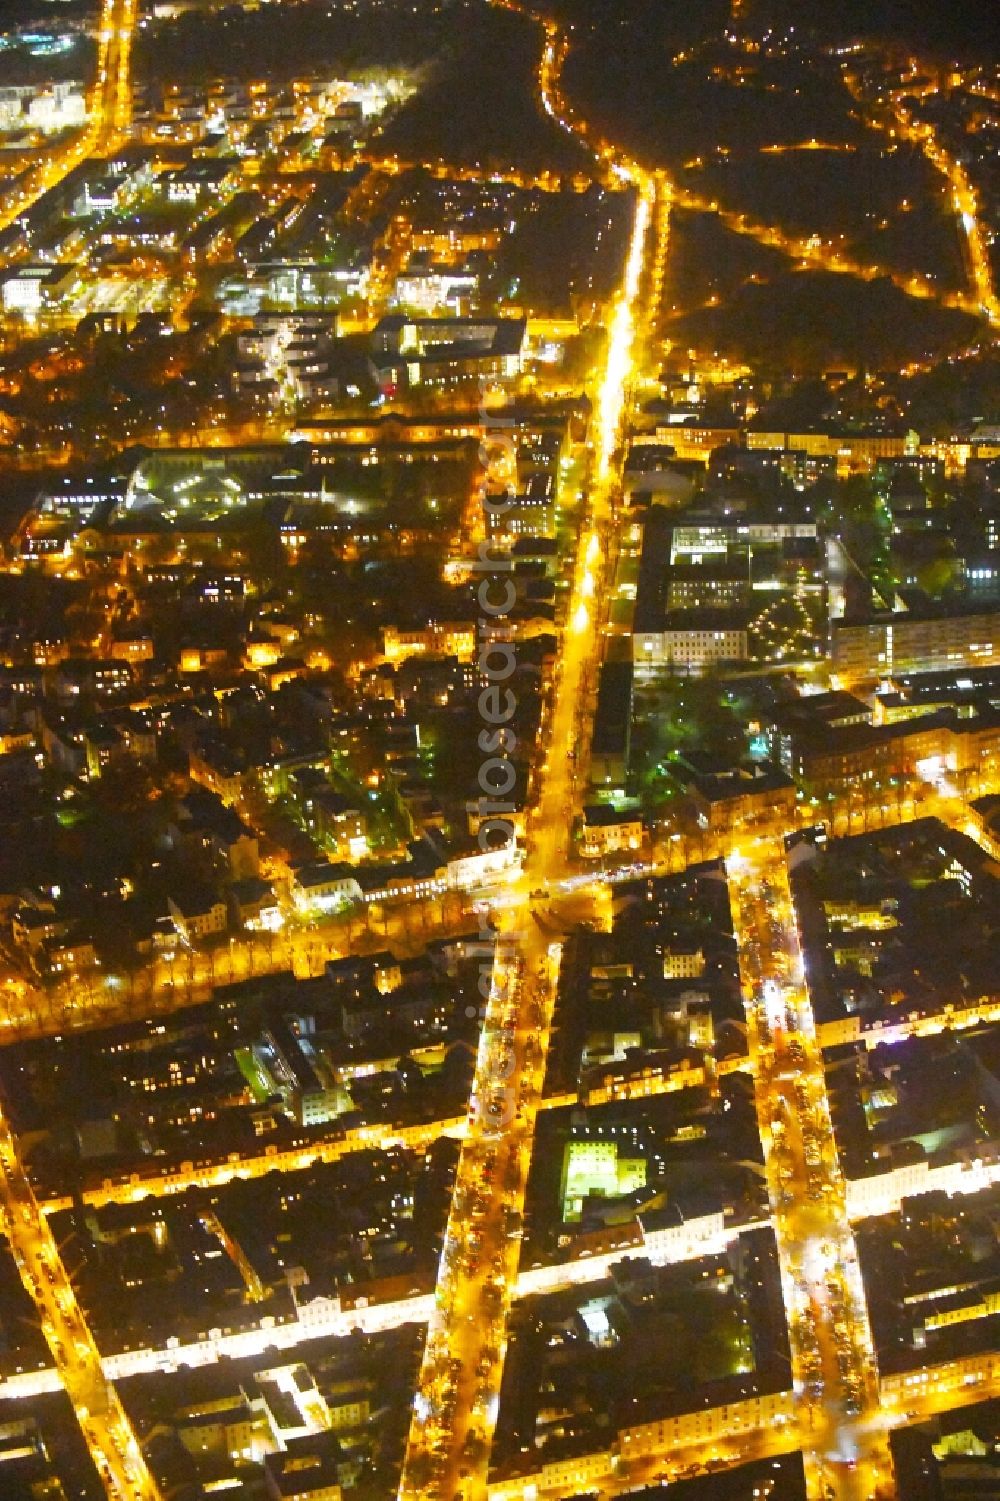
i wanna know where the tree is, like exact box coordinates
[240,517,290,592]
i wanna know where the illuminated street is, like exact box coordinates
[0,1112,160,1499]
[397,17,662,1493]
[843,64,1000,329]
[0,0,135,233]
[728,843,893,1501]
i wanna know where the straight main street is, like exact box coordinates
[397,31,662,1487]
[0,1110,160,1500]
[0,0,135,233]
[728,840,893,1501]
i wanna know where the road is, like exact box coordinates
[475,1338,1000,1499]
[0,0,135,234]
[396,20,661,1486]
[18,961,999,1218]
[0,1215,754,1400]
[0,770,985,1052]
[1,891,472,1044]
[728,840,893,1501]
[520,0,983,323]
[0,1110,160,1500]
[670,183,984,318]
[843,61,1000,329]
[398,934,562,1499]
